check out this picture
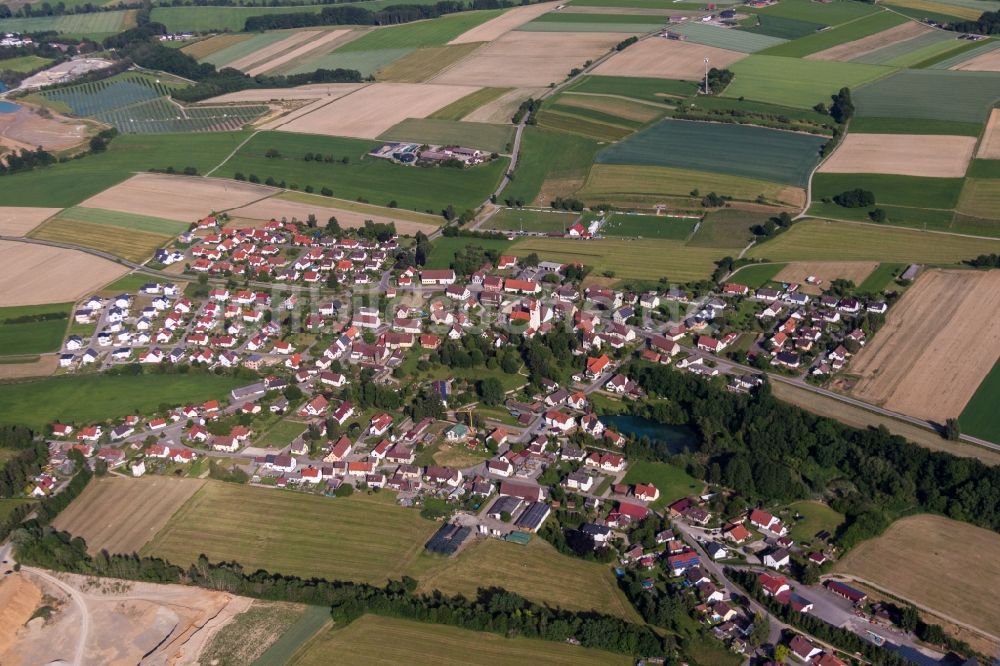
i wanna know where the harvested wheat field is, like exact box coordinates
[593,38,746,79]
[818,133,976,178]
[807,21,931,61]
[273,82,480,138]
[950,47,1000,71]
[450,1,560,44]
[774,261,878,294]
[53,476,206,555]
[432,32,629,87]
[0,241,126,307]
[462,86,546,122]
[81,173,275,222]
[227,30,321,73]
[850,269,1000,423]
[202,83,365,104]
[978,109,1000,159]
[835,514,1000,639]
[247,29,352,76]
[229,195,440,235]
[0,207,59,235]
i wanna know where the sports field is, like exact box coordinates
[53,477,206,555]
[835,514,1000,637]
[596,119,825,188]
[290,615,632,666]
[378,118,514,153]
[853,69,1000,123]
[481,208,579,233]
[601,213,695,240]
[725,55,893,108]
[0,373,244,430]
[0,303,71,356]
[143,482,438,584]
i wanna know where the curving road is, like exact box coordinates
[25,567,90,666]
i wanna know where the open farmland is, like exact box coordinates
[290,615,632,666]
[729,262,786,287]
[181,32,253,61]
[806,20,930,61]
[750,0,881,25]
[949,43,1000,71]
[200,83,365,104]
[724,55,893,108]
[430,87,514,120]
[773,261,878,294]
[201,30,306,69]
[268,82,479,139]
[459,87,542,123]
[592,38,746,80]
[818,133,976,178]
[849,269,1000,424]
[884,0,988,22]
[375,43,482,82]
[248,30,354,77]
[555,93,663,123]
[0,207,59,236]
[284,47,414,78]
[689,209,767,248]
[228,193,441,236]
[0,55,51,72]
[596,119,825,188]
[738,14,827,40]
[0,10,133,37]
[747,219,1000,263]
[957,179,1000,219]
[503,127,601,206]
[579,164,806,208]
[812,173,964,211]
[850,28,959,66]
[30,215,172,263]
[666,22,787,53]
[415,537,639,621]
[143,482,438,584]
[431,31,627,87]
[978,109,1000,159]
[225,30,324,73]
[761,10,906,58]
[518,13,668,33]
[52,477,206,555]
[0,241,127,307]
[835,514,1000,637]
[961,358,1000,441]
[0,302,71,356]
[80,174,275,223]
[854,69,1000,123]
[449,1,561,43]
[509,237,723,281]
[565,74,698,102]
[378,117,514,153]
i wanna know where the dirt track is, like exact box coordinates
[818,133,976,178]
[593,38,746,79]
[0,241,127,307]
[850,269,1000,423]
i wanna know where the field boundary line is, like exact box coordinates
[205,130,260,177]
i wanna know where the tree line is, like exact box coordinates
[243,0,514,30]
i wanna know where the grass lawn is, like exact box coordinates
[378,117,515,154]
[759,10,906,57]
[0,303,71,356]
[432,443,488,468]
[289,614,633,666]
[218,131,506,213]
[424,235,513,269]
[602,213,695,240]
[503,127,601,206]
[143,483,438,584]
[688,209,771,249]
[729,262,787,288]
[255,417,308,448]
[0,373,244,430]
[621,460,703,510]
[0,55,52,72]
[857,262,904,293]
[481,207,579,233]
[725,55,894,109]
[429,87,513,121]
[0,132,249,208]
[411,536,641,621]
[959,357,1000,442]
[510,237,724,282]
[785,500,845,543]
[747,218,1000,263]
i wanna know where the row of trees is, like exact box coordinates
[243,0,506,30]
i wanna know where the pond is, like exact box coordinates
[599,414,698,454]
[0,101,19,114]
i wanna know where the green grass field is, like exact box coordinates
[621,460,703,510]
[255,418,308,448]
[747,218,1000,263]
[854,69,1000,123]
[378,118,514,153]
[481,208,579,233]
[926,39,1000,69]
[737,13,826,40]
[751,0,880,25]
[852,30,962,67]
[725,55,894,109]
[668,22,787,52]
[218,131,506,212]
[286,48,414,77]
[857,262,904,293]
[143,483,437,583]
[277,191,443,226]
[0,374,244,430]
[0,10,134,37]
[968,160,1000,179]
[56,207,189,235]
[596,119,825,188]
[601,213,695,240]
[729,262,787,288]
[688,209,769,248]
[503,127,601,206]
[0,55,53,72]
[425,236,513,269]
[337,10,503,51]
[786,500,845,543]
[846,116,983,136]
[253,606,331,666]
[535,108,637,143]
[564,75,697,103]
[960,358,1000,442]
[578,164,805,208]
[518,13,664,32]
[429,87,512,121]
[290,615,632,666]
[957,179,1000,220]
[0,132,249,208]
[0,303,71,357]
[759,10,906,58]
[812,173,964,210]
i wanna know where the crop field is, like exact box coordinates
[341,10,504,52]
[219,131,506,212]
[806,20,929,62]
[449,2,560,43]
[579,164,806,208]
[375,43,483,82]
[884,0,985,21]
[555,93,663,124]
[52,477,206,555]
[737,14,826,40]
[850,29,960,66]
[853,69,1000,123]
[773,261,878,294]
[811,173,964,210]
[564,74,698,102]
[199,31,295,68]
[593,38,746,80]
[181,33,253,61]
[509,237,723,281]
[835,514,1000,636]
[481,207,579,233]
[0,302,71,356]
[232,31,344,76]
[724,55,893,108]
[0,241,127,308]
[429,87,513,120]
[151,6,321,32]
[848,117,983,136]
[957,179,1000,219]
[849,269,1000,423]
[667,22,787,53]
[290,615,632,666]
[729,262,786,288]
[518,14,665,33]
[960,357,1000,441]
[979,110,1000,159]
[762,10,906,58]
[0,207,59,236]
[751,0,880,24]
[378,117,514,153]
[143,482,438,584]
[535,106,638,142]
[819,133,976,178]
[601,213,695,240]
[414,537,640,620]
[688,208,767,248]
[596,119,825,188]
[0,10,133,37]
[945,41,1000,71]
[54,206,189,236]
[504,127,601,206]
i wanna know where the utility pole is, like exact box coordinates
[704,57,710,95]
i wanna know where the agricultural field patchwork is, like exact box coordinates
[724,55,894,108]
[666,22,788,53]
[853,69,1000,123]
[503,127,601,206]
[564,74,698,103]
[592,38,746,80]
[375,43,484,82]
[761,10,907,58]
